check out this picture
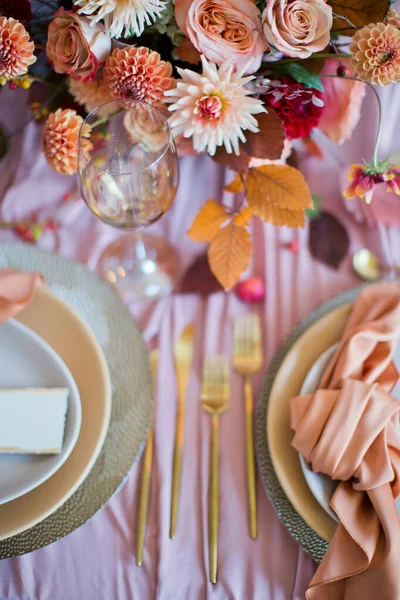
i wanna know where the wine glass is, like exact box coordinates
[78,99,180,299]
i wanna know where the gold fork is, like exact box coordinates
[170,323,195,539]
[233,314,263,540]
[136,349,158,567]
[200,355,230,584]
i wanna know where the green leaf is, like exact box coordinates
[281,63,324,92]
[306,194,323,220]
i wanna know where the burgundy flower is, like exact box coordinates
[0,0,32,28]
[263,77,324,140]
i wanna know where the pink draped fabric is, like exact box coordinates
[291,285,400,599]
[0,74,399,599]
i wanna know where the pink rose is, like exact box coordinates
[175,0,268,74]
[46,8,111,82]
[318,60,366,145]
[262,0,332,59]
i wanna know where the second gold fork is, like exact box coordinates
[200,355,230,584]
[233,314,263,540]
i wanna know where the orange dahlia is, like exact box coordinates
[42,109,92,176]
[0,16,36,80]
[68,76,115,117]
[102,46,174,109]
[386,8,400,28]
[349,22,400,86]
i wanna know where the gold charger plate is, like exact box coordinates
[255,284,376,563]
[0,242,152,558]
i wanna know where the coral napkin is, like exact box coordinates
[291,283,400,600]
[0,269,43,323]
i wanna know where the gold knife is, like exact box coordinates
[136,349,158,566]
[170,323,195,539]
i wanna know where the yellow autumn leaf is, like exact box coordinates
[208,223,252,290]
[247,165,313,212]
[224,174,245,194]
[255,203,305,228]
[187,199,228,243]
[233,206,253,227]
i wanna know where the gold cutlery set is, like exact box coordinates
[136,314,263,583]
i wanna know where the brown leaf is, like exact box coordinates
[247,165,313,212]
[177,254,223,295]
[208,223,252,290]
[224,174,245,193]
[255,203,305,228]
[242,110,285,160]
[328,0,389,33]
[233,206,253,227]
[301,56,327,74]
[308,211,350,269]
[187,199,228,243]
[212,147,250,173]
[175,37,201,64]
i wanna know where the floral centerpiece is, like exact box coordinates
[0,0,399,288]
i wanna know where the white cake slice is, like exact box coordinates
[0,388,69,454]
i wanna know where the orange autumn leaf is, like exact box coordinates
[304,136,323,160]
[224,174,245,194]
[247,165,313,212]
[208,223,252,290]
[233,206,253,226]
[187,199,228,243]
[176,37,201,64]
[255,203,305,228]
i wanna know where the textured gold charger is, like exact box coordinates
[0,243,152,558]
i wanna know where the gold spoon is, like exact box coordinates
[352,249,400,282]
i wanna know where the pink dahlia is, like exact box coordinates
[165,55,265,155]
[0,16,35,80]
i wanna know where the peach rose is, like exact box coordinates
[318,59,366,145]
[46,8,111,82]
[262,0,332,59]
[175,0,268,74]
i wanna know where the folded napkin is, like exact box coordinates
[0,269,43,323]
[291,283,400,600]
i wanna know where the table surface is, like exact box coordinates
[0,81,399,600]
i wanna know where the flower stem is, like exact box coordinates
[270,52,350,66]
[319,73,383,169]
[90,108,123,129]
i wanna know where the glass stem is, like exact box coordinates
[134,232,147,262]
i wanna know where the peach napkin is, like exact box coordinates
[291,283,400,600]
[0,269,43,323]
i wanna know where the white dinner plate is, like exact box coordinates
[0,318,81,504]
[299,342,400,521]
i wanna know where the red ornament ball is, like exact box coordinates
[235,277,265,304]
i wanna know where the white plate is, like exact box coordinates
[299,342,400,521]
[0,318,81,504]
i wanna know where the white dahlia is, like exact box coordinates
[165,55,265,156]
[75,0,167,38]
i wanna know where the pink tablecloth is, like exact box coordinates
[0,82,399,600]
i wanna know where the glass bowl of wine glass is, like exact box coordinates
[78,99,180,300]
